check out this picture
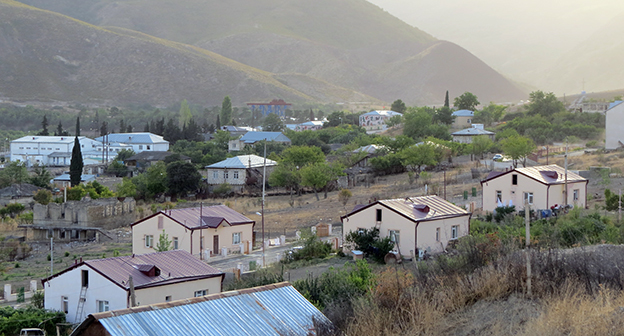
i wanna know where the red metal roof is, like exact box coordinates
[136,205,255,230]
[343,195,469,223]
[43,250,223,290]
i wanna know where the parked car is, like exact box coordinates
[20,328,46,336]
[492,154,504,161]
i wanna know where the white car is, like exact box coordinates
[492,154,504,161]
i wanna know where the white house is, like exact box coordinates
[10,136,103,166]
[359,110,402,130]
[228,131,291,152]
[295,120,324,131]
[480,164,588,212]
[42,250,224,323]
[605,101,624,150]
[451,109,474,129]
[341,195,471,257]
[95,133,169,153]
[205,155,277,192]
[131,206,255,258]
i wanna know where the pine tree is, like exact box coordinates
[69,136,83,187]
[155,230,171,252]
[39,115,49,136]
[75,117,81,136]
[100,122,108,136]
[179,99,192,127]
[216,115,221,130]
[221,96,232,126]
[127,124,133,133]
[444,90,450,108]
[309,109,315,121]
[119,119,126,133]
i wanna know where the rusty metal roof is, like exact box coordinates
[42,250,223,290]
[159,205,255,229]
[71,282,332,336]
[343,195,469,223]
[482,164,587,185]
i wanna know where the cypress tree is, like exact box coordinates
[69,136,83,187]
[221,96,232,126]
[309,109,315,121]
[444,90,450,108]
[216,115,221,130]
[75,117,81,136]
[39,115,49,136]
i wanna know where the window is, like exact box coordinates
[436,228,440,242]
[467,119,471,123]
[165,296,172,302]
[147,145,151,150]
[224,171,229,179]
[233,171,239,179]
[26,147,30,149]
[173,237,178,250]
[48,147,52,150]
[139,145,143,150]
[145,235,154,248]
[62,296,69,314]
[81,270,89,288]
[56,148,60,150]
[97,300,109,312]
[376,209,382,222]
[389,230,400,245]
[194,290,207,297]
[451,225,459,239]
[158,216,164,230]
[573,189,579,201]
[233,232,241,245]
[523,192,534,205]
[512,174,518,185]
[496,190,502,202]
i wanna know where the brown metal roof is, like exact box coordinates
[482,164,587,185]
[42,250,223,290]
[343,195,469,223]
[132,205,255,230]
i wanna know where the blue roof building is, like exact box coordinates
[451,109,474,117]
[95,133,169,153]
[229,132,291,152]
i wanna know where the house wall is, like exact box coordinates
[134,277,222,305]
[452,116,472,129]
[606,104,624,150]
[416,216,470,254]
[206,168,247,186]
[10,137,101,167]
[194,223,254,256]
[452,134,495,144]
[44,264,128,323]
[483,173,587,212]
[33,198,136,231]
[228,140,245,152]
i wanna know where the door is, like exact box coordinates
[213,235,219,254]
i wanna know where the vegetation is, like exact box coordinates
[33,189,53,205]
[155,230,171,252]
[453,91,480,111]
[69,136,83,187]
[345,228,394,263]
[66,181,114,201]
[0,306,65,336]
[282,234,333,264]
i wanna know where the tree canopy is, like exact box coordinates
[221,96,232,125]
[280,145,325,167]
[166,161,201,197]
[501,135,536,167]
[69,136,83,187]
[390,99,407,113]
[525,90,565,118]
[453,92,480,111]
[262,113,284,132]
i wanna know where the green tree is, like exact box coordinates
[55,121,68,136]
[268,163,301,198]
[280,146,325,167]
[33,189,53,205]
[132,162,168,199]
[166,161,201,198]
[0,162,29,188]
[29,164,52,188]
[115,178,136,198]
[501,135,536,168]
[155,230,171,252]
[453,92,480,111]
[114,149,136,161]
[385,114,403,128]
[390,99,407,113]
[75,116,81,136]
[106,161,128,177]
[444,90,450,108]
[433,106,455,125]
[69,136,84,187]
[470,135,493,159]
[38,115,49,136]
[262,113,284,132]
[399,143,438,173]
[179,99,192,127]
[100,121,108,136]
[525,90,565,118]
[301,162,333,201]
[221,96,232,125]
[475,102,506,126]
[338,189,352,206]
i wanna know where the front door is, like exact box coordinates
[213,235,219,254]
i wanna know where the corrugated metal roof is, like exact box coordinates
[353,144,385,154]
[239,131,291,143]
[452,109,474,117]
[43,250,223,290]
[125,151,189,162]
[95,133,168,145]
[12,136,90,144]
[608,100,623,110]
[206,155,277,169]
[345,195,469,222]
[359,110,402,117]
[51,174,96,182]
[163,205,254,229]
[482,164,587,185]
[74,283,332,336]
[452,128,495,136]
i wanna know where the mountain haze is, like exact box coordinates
[11,0,527,105]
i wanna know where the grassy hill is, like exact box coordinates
[0,0,379,106]
[15,0,527,105]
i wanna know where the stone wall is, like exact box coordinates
[33,197,136,229]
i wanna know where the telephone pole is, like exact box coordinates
[525,200,532,297]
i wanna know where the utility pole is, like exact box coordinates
[525,200,531,297]
[50,237,53,276]
[564,141,568,208]
[199,202,203,260]
[129,276,136,307]
[443,169,447,200]
[261,140,267,267]
[619,189,622,223]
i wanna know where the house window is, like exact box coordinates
[213,171,218,179]
[173,237,178,250]
[97,300,109,313]
[158,216,164,230]
[451,225,459,239]
[376,209,382,222]
[147,145,151,150]
[523,192,534,205]
[233,171,239,179]
[26,147,30,149]
[62,296,69,314]
[165,296,172,302]
[56,148,60,150]
[233,232,241,245]
[194,290,207,297]
[224,171,229,179]
[389,230,400,245]
[81,270,89,288]
[496,190,502,202]
[139,145,143,150]
[573,189,579,201]
[512,174,518,185]
[436,228,440,242]
[145,235,154,248]
[467,119,471,123]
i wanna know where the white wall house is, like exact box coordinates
[131,206,255,258]
[605,101,624,150]
[10,136,103,166]
[95,133,169,153]
[481,164,588,213]
[451,109,474,129]
[451,124,495,144]
[295,121,324,131]
[341,195,471,258]
[42,250,223,323]
[359,110,402,131]
[205,155,277,192]
[228,131,291,152]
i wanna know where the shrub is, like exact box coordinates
[33,189,52,205]
[213,183,231,196]
[283,234,332,264]
[338,189,352,206]
[493,205,516,223]
[345,228,394,263]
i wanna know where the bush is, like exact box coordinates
[0,203,25,218]
[0,306,65,336]
[493,205,516,223]
[345,228,394,263]
[282,234,332,264]
[33,189,52,205]
[213,183,231,196]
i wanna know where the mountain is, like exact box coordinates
[0,0,379,106]
[12,0,526,106]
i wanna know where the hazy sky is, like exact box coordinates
[368,0,624,91]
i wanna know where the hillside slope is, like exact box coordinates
[0,0,378,106]
[16,0,527,105]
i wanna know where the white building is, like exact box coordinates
[295,120,324,131]
[451,124,495,144]
[10,136,102,166]
[605,101,624,150]
[42,250,224,323]
[95,133,169,153]
[205,155,277,192]
[359,110,402,131]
